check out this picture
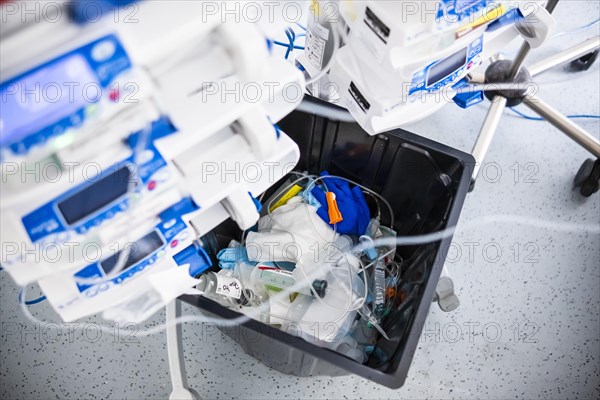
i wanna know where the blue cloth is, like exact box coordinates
[310,171,370,235]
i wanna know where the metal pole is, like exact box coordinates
[507,0,560,80]
[471,97,508,181]
[507,43,532,80]
[523,94,600,157]
[528,36,600,76]
[167,300,200,400]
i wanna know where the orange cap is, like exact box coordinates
[326,192,343,225]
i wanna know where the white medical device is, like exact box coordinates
[299,0,553,135]
[38,197,210,322]
[1,1,305,322]
[0,0,282,168]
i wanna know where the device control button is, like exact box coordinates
[70,113,82,126]
[163,219,176,229]
[138,150,154,164]
[178,231,190,241]
[92,40,116,62]
[53,125,64,136]
[157,169,172,182]
[108,89,120,102]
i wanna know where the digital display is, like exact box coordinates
[0,54,99,146]
[57,165,131,225]
[426,48,467,87]
[100,230,164,275]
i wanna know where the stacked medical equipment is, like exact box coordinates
[0,1,305,322]
[298,0,549,135]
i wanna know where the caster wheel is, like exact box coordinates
[468,178,476,193]
[574,159,600,197]
[569,50,599,72]
[434,276,460,312]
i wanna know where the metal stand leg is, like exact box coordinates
[468,0,599,196]
[523,94,600,157]
[167,300,199,400]
[528,36,600,76]
[508,42,532,80]
[471,96,508,183]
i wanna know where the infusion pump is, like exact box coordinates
[0,0,304,322]
[300,0,554,134]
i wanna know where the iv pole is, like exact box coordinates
[166,300,199,400]
[470,0,600,195]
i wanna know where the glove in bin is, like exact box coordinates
[181,96,474,389]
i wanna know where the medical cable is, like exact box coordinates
[70,120,153,286]
[509,107,600,120]
[553,19,600,38]
[263,174,364,323]
[17,214,600,335]
[262,174,392,322]
[18,287,46,306]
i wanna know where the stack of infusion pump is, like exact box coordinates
[298,0,553,135]
[0,1,304,322]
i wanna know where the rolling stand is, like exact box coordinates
[470,0,600,196]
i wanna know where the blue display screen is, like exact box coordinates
[57,165,131,225]
[100,231,164,275]
[427,48,467,87]
[0,54,100,146]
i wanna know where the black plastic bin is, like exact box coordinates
[181,97,474,389]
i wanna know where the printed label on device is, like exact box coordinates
[215,275,242,299]
[305,22,329,70]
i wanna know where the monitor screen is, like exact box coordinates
[426,48,467,87]
[0,54,99,146]
[100,230,164,275]
[57,165,131,225]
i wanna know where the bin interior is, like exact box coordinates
[181,99,473,388]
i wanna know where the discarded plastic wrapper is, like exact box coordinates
[195,172,404,364]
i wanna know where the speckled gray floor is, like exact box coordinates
[2,3,599,400]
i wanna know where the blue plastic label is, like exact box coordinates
[437,0,490,22]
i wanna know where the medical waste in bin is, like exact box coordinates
[182,99,474,389]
